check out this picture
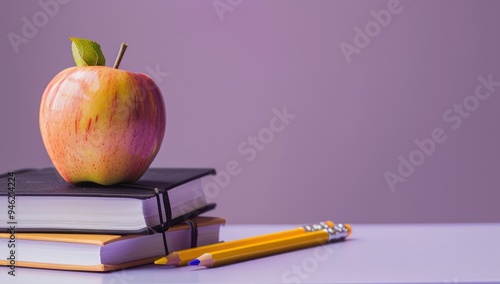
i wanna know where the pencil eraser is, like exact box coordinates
[344,224,352,237]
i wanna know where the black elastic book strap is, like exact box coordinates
[153,203,216,254]
[184,219,199,248]
[152,188,214,254]
[154,188,170,255]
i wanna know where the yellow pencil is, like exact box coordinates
[154,221,336,266]
[188,223,351,268]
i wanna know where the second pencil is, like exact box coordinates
[155,221,335,266]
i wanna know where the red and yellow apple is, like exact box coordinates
[40,42,166,185]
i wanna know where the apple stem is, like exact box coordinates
[113,43,128,69]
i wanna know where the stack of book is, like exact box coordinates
[0,168,225,272]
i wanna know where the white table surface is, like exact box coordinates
[2,223,500,284]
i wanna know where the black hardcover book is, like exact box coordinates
[0,168,217,234]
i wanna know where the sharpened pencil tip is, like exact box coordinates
[154,257,168,265]
[188,259,200,266]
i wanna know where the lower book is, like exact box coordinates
[0,216,225,272]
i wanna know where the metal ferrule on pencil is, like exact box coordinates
[327,223,350,242]
[301,221,332,232]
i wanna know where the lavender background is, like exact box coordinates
[1,0,500,224]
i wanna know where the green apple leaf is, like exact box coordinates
[69,37,106,67]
